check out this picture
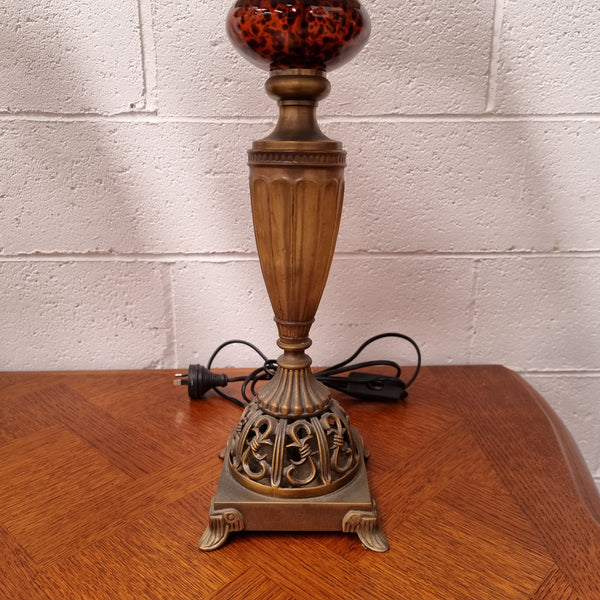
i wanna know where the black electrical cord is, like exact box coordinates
[174,332,421,407]
[204,339,276,407]
[320,332,421,389]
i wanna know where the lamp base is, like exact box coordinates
[199,427,388,552]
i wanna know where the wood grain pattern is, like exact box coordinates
[1,366,599,599]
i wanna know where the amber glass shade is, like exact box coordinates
[226,0,370,71]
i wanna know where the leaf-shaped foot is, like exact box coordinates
[342,504,389,553]
[199,505,245,551]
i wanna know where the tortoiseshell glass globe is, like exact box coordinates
[226,0,370,71]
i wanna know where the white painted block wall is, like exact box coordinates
[1,1,598,490]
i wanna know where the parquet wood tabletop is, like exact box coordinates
[1,365,599,599]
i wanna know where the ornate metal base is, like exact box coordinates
[199,427,388,553]
[197,65,389,555]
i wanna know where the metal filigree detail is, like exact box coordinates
[248,150,346,167]
[227,398,360,498]
[342,503,388,553]
[199,503,245,551]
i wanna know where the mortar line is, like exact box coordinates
[467,258,482,363]
[322,113,600,124]
[521,370,600,377]
[0,112,274,124]
[136,0,158,113]
[2,112,600,124]
[2,250,600,262]
[485,0,505,113]
[159,262,178,368]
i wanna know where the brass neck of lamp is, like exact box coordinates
[257,69,337,146]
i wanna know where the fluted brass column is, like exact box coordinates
[199,0,387,553]
[250,70,343,419]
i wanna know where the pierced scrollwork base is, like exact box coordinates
[225,398,361,498]
[198,502,245,552]
[342,504,389,553]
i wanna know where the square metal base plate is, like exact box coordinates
[199,431,388,552]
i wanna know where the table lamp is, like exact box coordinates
[198,0,387,552]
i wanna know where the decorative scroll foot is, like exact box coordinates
[199,502,245,552]
[342,504,389,553]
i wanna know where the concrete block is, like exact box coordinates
[171,256,475,368]
[327,120,600,253]
[496,1,600,113]
[4,119,598,256]
[315,256,474,366]
[0,261,168,370]
[472,256,600,371]
[327,0,495,116]
[0,1,144,114]
[524,374,600,481]
[151,0,271,117]
[171,260,273,368]
[0,121,261,255]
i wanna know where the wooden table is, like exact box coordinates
[1,366,599,599]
